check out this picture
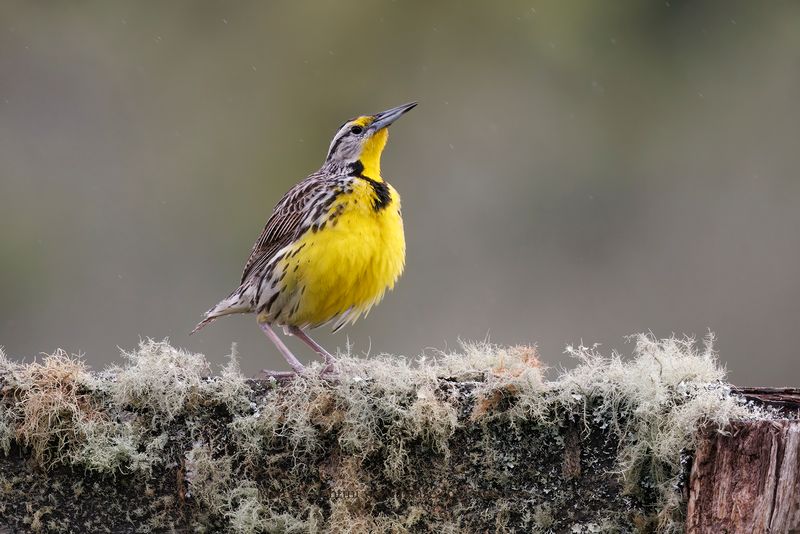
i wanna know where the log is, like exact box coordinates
[734,387,800,415]
[0,337,795,533]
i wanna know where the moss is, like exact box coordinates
[0,334,774,532]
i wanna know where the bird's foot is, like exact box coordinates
[320,362,338,377]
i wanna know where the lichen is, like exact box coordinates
[554,334,756,531]
[185,439,235,515]
[2,349,101,468]
[0,334,773,532]
[108,339,210,423]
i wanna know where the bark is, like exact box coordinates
[686,389,800,534]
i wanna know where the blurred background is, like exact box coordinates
[1,1,799,385]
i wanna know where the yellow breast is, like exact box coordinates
[270,177,405,329]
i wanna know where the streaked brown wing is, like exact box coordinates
[240,172,329,284]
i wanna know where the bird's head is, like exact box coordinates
[324,102,417,174]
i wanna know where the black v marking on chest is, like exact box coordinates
[348,160,392,211]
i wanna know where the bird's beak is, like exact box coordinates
[369,102,417,132]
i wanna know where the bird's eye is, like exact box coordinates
[350,125,364,135]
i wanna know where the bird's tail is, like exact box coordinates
[190,290,249,335]
[190,316,216,335]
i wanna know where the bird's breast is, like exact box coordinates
[270,178,405,327]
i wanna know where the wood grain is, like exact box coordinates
[686,420,800,533]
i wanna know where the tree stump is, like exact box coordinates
[686,389,800,534]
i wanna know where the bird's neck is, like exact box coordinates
[322,129,389,180]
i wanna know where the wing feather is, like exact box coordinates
[240,172,333,284]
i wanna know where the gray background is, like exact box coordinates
[1,1,799,385]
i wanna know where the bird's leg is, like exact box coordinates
[287,326,337,373]
[258,321,305,374]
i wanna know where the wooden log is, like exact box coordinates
[0,343,795,532]
[734,387,800,415]
[686,419,800,533]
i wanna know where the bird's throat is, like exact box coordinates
[358,128,388,179]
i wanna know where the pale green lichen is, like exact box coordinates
[108,339,210,423]
[79,422,167,474]
[185,439,235,515]
[554,334,755,531]
[224,481,321,534]
[530,503,555,531]
[205,344,252,414]
[0,334,773,532]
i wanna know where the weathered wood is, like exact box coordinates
[686,420,800,534]
[734,387,800,415]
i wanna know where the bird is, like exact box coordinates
[191,102,417,377]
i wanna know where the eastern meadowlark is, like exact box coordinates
[191,102,416,376]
